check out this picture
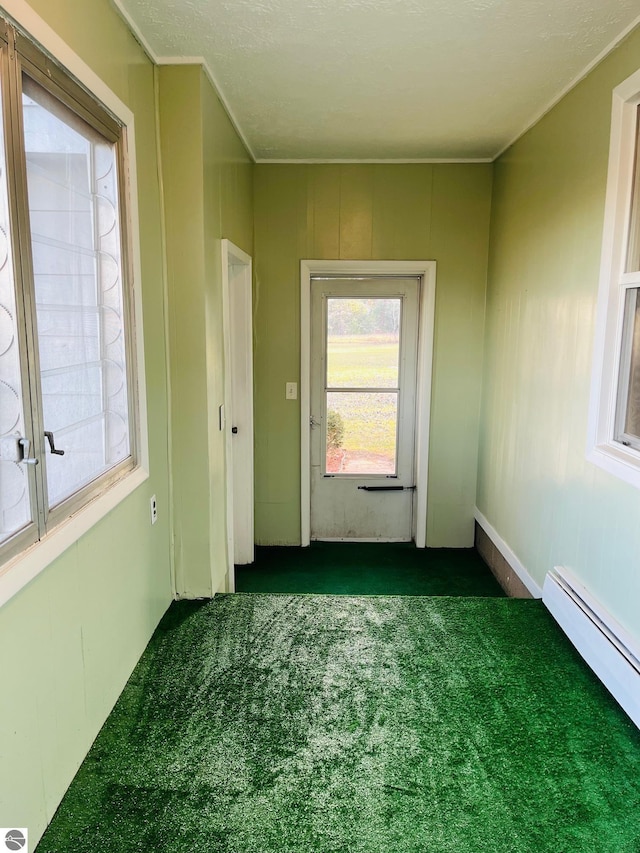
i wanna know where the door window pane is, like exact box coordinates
[0,84,32,545]
[326,391,397,475]
[617,287,640,442]
[326,298,400,388]
[23,76,130,507]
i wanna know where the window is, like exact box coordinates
[588,69,640,487]
[0,16,140,569]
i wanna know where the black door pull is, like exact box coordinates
[357,485,416,492]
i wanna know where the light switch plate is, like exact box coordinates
[286,382,298,400]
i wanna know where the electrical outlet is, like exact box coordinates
[286,382,298,400]
[150,495,158,525]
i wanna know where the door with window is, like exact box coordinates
[310,278,419,541]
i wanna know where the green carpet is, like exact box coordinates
[37,595,640,852]
[236,543,505,596]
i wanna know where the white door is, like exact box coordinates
[222,240,254,589]
[310,278,419,541]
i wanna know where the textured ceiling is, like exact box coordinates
[117,0,640,161]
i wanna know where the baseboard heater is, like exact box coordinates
[542,567,640,730]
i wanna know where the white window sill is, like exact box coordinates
[587,441,640,491]
[0,465,149,609]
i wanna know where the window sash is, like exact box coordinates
[615,285,640,449]
[626,108,640,273]
[614,110,640,453]
[0,43,38,560]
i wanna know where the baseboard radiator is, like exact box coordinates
[543,567,640,729]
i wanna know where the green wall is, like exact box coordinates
[0,0,172,844]
[477,28,640,641]
[158,66,253,597]
[201,69,254,591]
[254,164,493,546]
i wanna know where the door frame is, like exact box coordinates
[300,259,437,548]
[221,239,254,592]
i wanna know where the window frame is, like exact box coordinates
[0,3,149,606]
[588,67,640,489]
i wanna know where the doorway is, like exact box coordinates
[222,240,254,591]
[301,260,436,547]
[310,278,419,540]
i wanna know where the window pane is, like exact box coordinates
[0,95,33,545]
[326,391,397,475]
[618,288,640,441]
[626,108,640,273]
[326,298,400,388]
[23,76,130,508]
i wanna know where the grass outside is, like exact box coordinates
[326,335,398,460]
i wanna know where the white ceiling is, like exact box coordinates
[115,0,640,162]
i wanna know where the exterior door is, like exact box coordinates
[310,277,419,541]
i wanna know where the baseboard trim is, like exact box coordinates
[474,509,543,599]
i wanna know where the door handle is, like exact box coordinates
[310,416,321,428]
[357,485,416,491]
[44,431,65,456]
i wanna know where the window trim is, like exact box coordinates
[587,67,640,489]
[0,1,149,608]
